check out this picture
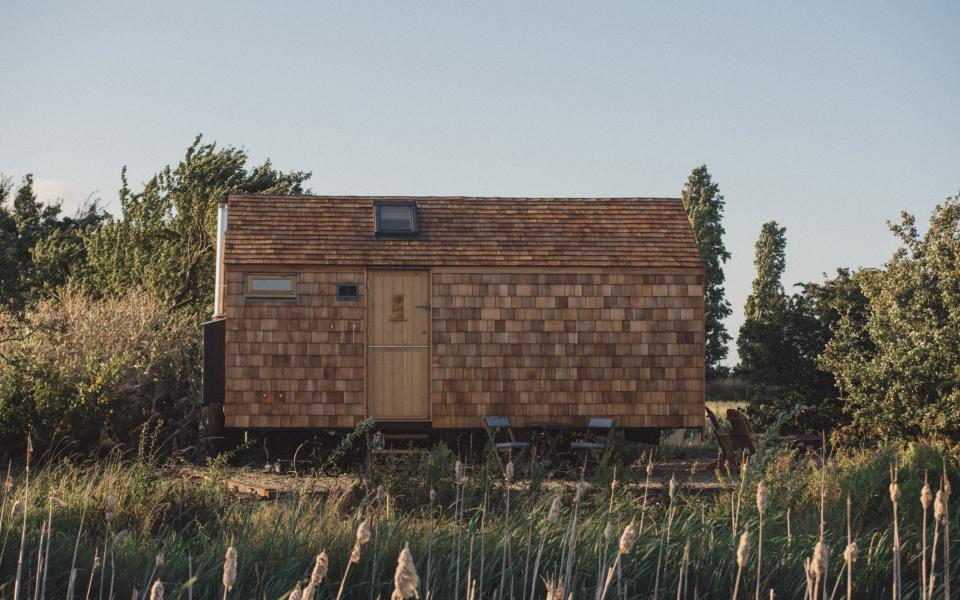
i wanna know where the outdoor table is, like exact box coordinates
[527,421,572,458]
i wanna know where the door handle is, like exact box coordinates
[415,304,430,309]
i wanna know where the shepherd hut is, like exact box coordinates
[203,196,705,436]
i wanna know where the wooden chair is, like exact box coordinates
[483,417,530,468]
[570,418,615,465]
[727,408,822,454]
[726,409,758,454]
[705,405,738,471]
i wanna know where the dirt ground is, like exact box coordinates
[181,446,728,501]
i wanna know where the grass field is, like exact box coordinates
[0,441,957,599]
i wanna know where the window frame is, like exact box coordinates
[336,283,361,301]
[244,273,299,300]
[374,201,419,237]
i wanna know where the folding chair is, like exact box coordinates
[570,418,615,466]
[483,417,530,470]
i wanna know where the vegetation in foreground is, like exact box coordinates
[0,442,958,599]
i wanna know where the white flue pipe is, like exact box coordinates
[212,204,228,318]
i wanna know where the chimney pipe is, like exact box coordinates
[212,203,228,318]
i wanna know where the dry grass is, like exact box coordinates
[0,443,957,599]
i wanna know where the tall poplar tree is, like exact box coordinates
[681,165,732,378]
[744,221,787,320]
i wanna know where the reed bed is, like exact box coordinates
[0,443,958,599]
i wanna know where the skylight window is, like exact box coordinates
[375,202,418,236]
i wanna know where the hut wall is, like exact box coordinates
[223,268,366,428]
[430,270,705,429]
[222,266,705,430]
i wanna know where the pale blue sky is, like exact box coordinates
[2,1,958,365]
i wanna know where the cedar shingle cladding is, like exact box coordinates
[431,271,704,429]
[224,270,366,429]
[222,195,705,430]
[224,196,702,267]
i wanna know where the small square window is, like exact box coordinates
[246,274,297,299]
[336,283,360,300]
[375,202,418,236]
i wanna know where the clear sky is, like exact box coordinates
[2,1,958,365]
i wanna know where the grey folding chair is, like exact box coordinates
[483,416,530,470]
[570,418,615,465]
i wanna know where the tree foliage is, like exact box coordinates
[744,221,786,320]
[737,219,868,432]
[681,165,732,378]
[78,136,311,316]
[0,174,105,311]
[820,194,960,440]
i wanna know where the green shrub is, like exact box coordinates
[0,290,199,456]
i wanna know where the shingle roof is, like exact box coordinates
[224,195,704,268]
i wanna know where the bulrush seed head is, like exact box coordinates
[544,580,565,600]
[391,543,420,599]
[455,460,464,482]
[922,482,933,510]
[547,497,562,524]
[11,499,23,518]
[618,523,637,554]
[811,541,829,578]
[310,551,329,585]
[222,546,238,591]
[429,488,437,504]
[106,494,118,522]
[351,520,372,563]
[736,530,750,568]
[575,482,586,502]
[149,581,164,600]
[935,489,946,523]
[756,481,768,515]
[289,582,303,600]
[155,551,165,569]
[669,473,677,501]
[603,521,613,543]
[843,542,858,564]
[505,461,514,481]
[889,482,900,504]
[357,520,372,544]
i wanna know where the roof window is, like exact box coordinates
[375,202,418,236]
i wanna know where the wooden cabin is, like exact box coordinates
[203,195,705,434]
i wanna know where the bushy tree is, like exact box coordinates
[737,222,859,432]
[79,136,311,316]
[0,174,105,311]
[820,193,960,440]
[681,166,732,378]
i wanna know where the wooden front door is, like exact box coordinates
[367,270,430,420]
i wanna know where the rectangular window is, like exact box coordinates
[336,283,360,300]
[245,274,298,299]
[375,202,418,236]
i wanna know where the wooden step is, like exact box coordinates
[382,432,429,441]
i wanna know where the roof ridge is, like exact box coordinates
[228,195,682,202]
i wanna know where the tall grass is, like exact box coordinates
[0,443,958,599]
